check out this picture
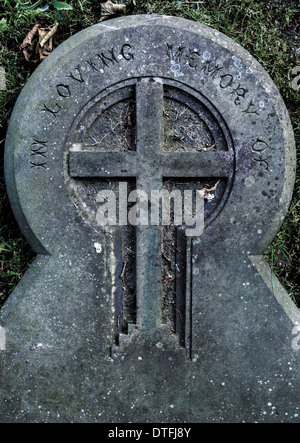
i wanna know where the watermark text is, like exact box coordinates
[96,182,206,237]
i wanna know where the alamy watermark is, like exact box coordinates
[0,326,6,351]
[95,182,205,236]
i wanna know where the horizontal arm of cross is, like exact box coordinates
[161,151,232,177]
[69,151,137,178]
[69,151,232,178]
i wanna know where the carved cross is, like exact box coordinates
[69,77,233,342]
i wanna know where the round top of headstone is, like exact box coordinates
[5,15,296,255]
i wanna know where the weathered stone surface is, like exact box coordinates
[0,15,298,423]
[0,66,6,91]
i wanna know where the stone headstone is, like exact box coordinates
[0,15,298,423]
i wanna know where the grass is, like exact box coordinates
[0,0,299,307]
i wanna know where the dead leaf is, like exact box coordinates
[39,22,59,48]
[100,0,127,21]
[20,24,40,63]
[20,24,40,49]
[197,180,221,198]
[37,23,59,61]
[21,23,59,63]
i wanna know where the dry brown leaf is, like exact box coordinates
[39,22,59,48]
[20,24,40,49]
[100,0,127,22]
[197,180,221,198]
[20,24,40,63]
[21,23,59,63]
[37,23,59,61]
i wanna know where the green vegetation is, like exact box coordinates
[0,0,299,307]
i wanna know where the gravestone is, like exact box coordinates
[0,15,298,423]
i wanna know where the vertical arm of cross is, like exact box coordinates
[135,78,164,332]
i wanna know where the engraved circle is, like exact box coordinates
[64,77,235,233]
